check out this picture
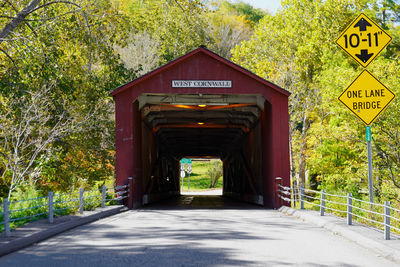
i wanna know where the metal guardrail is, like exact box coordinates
[1,184,129,237]
[277,182,398,240]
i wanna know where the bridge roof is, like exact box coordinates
[111,46,290,97]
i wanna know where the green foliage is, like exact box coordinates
[2,0,400,219]
[232,0,400,208]
[0,0,132,196]
[299,190,400,234]
[206,1,255,57]
[207,159,223,188]
[232,0,368,188]
[212,1,266,25]
[121,0,209,64]
[181,160,223,191]
[0,182,117,232]
[2,0,252,198]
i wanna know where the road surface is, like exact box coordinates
[0,195,397,266]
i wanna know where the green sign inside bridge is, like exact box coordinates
[180,158,192,164]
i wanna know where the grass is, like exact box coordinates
[0,161,221,232]
[180,159,223,191]
[0,188,118,232]
[296,190,400,235]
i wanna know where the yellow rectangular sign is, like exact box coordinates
[336,13,392,67]
[338,70,395,125]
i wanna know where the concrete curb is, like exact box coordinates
[279,206,400,264]
[0,205,127,257]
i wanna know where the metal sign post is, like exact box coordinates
[180,163,186,191]
[336,13,394,205]
[366,126,374,203]
[180,159,192,191]
[187,164,192,191]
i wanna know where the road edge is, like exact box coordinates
[0,205,127,257]
[279,206,400,264]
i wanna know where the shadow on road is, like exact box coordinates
[143,194,263,210]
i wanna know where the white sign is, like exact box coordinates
[180,164,185,171]
[180,170,186,178]
[187,164,192,174]
[172,80,232,88]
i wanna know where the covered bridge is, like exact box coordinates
[111,47,290,209]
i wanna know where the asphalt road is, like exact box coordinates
[0,195,397,266]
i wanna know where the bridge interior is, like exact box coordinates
[140,93,266,206]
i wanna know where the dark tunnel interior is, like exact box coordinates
[139,93,266,206]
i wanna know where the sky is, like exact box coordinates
[239,0,282,13]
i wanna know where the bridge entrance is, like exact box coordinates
[111,47,290,209]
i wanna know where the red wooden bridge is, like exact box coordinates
[111,47,290,209]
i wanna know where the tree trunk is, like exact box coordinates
[298,113,310,187]
[0,0,42,44]
[289,129,296,182]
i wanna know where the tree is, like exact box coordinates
[368,56,400,196]
[117,0,209,66]
[0,0,133,196]
[0,85,77,198]
[0,0,92,63]
[206,1,260,57]
[231,0,369,187]
[114,32,160,78]
[378,0,400,23]
[231,0,400,202]
[207,159,223,188]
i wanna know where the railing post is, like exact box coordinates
[275,177,283,208]
[292,180,296,208]
[48,191,54,224]
[3,198,10,237]
[79,188,84,214]
[384,201,390,240]
[347,193,352,225]
[128,177,133,209]
[320,190,325,216]
[300,185,304,210]
[101,185,106,208]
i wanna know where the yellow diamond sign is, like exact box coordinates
[336,13,392,68]
[338,70,395,125]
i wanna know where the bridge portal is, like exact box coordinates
[111,47,290,209]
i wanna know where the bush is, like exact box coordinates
[207,160,222,188]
